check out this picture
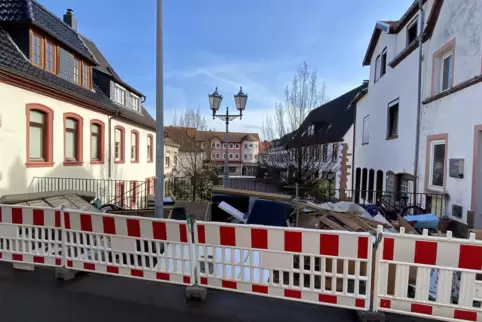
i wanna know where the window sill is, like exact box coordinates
[25,161,55,168]
[425,187,446,194]
[386,135,398,140]
[131,160,139,164]
[63,161,84,166]
[147,160,153,163]
[114,160,125,164]
[90,160,105,165]
[361,142,369,145]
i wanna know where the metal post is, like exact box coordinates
[413,0,424,193]
[223,107,229,188]
[154,0,164,218]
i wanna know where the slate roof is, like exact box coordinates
[287,82,368,148]
[164,126,203,153]
[0,0,96,63]
[0,0,156,130]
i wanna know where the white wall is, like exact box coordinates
[241,140,258,164]
[0,82,156,195]
[418,0,482,225]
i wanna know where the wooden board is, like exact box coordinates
[211,187,292,202]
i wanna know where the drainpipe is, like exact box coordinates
[413,0,424,193]
[108,109,120,179]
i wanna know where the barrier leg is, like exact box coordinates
[356,310,385,322]
[55,267,77,281]
[185,214,207,302]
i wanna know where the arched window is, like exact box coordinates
[147,134,154,162]
[26,104,54,168]
[114,125,125,163]
[361,168,368,200]
[90,120,105,164]
[131,130,139,163]
[63,113,83,165]
[368,169,375,202]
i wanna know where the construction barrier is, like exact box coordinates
[193,221,373,311]
[373,227,482,322]
[62,209,193,285]
[0,205,62,267]
[0,203,481,322]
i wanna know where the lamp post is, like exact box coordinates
[209,87,248,188]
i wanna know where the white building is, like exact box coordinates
[0,4,159,203]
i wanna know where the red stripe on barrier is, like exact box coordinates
[67,260,73,267]
[222,280,237,289]
[12,207,22,224]
[131,269,143,277]
[103,216,116,234]
[458,244,482,270]
[251,228,268,249]
[200,277,208,285]
[33,209,44,226]
[355,299,365,308]
[55,258,61,266]
[84,263,95,271]
[357,236,369,259]
[380,299,391,308]
[414,241,437,265]
[0,207,2,222]
[320,234,339,256]
[0,253,2,259]
[55,211,61,228]
[156,272,170,281]
[107,266,119,274]
[319,294,337,304]
[284,289,301,299]
[411,303,432,315]
[64,213,71,229]
[12,254,23,261]
[197,224,206,244]
[152,221,167,240]
[183,276,191,284]
[252,284,268,294]
[33,256,44,264]
[382,238,394,260]
[220,226,236,246]
[80,214,93,232]
[127,219,141,237]
[454,309,478,321]
[284,231,302,253]
[179,223,188,243]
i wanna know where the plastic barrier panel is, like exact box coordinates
[373,227,482,322]
[0,205,62,267]
[63,210,193,285]
[194,221,373,311]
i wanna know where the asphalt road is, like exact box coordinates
[0,262,435,322]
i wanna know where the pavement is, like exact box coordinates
[0,262,436,322]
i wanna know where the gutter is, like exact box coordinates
[108,109,121,179]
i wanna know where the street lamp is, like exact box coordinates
[209,87,248,188]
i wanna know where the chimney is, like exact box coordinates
[63,9,77,31]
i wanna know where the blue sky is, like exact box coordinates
[42,0,413,135]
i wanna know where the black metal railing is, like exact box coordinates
[31,177,152,210]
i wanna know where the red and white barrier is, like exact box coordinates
[194,221,373,311]
[373,227,482,322]
[62,210,193,285]
[0,205,62,268]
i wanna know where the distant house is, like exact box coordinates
[164,126,203,178]
[0,2,158,200]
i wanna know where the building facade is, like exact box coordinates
[0,2,158,200]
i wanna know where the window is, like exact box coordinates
[428,139,446,191]
[308,125,315,136]
[216,153,220,159]
[387,102,399,139]
[82,63,90,87]
[211,153,216,159]
[245,144,248,148]
[216,143,220,148]
[380,48,387,77]
[362,115,370,144]
[249,154,253,160]
[235,144,240,149]
[165,156,170,168]
[45,41,55,72]
[322,145,328,161]
[90,121,105,164]
[229,153,233,159]
[114,126,125,163]
[114,84,126,105]
[374,55,380,82]
[211,142,215,148]
[249,144,253,148]
[131,131,139,162]
[31,32,42,66]
[147,134,153,162]
[130,94,140,111]
[385,172,395,200]
[64,113,83,164]
[244,154,247,159]
[332,144,338,162]
[174,155,178,167]
[235,154,239,159]
[223,153,226,159]
[26,104,54,167]
[73,58,80,84]
[229,143,234,149]
[407,17,418,45]
[441,53,453,91]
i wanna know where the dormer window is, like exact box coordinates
[130,94,140,111]
[31,32,42,66]
[114,84,126,105]
[73,58,80,84]
[82,63,90,87]
[407,17,418,46]
[45,41,55,72]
